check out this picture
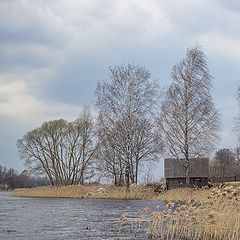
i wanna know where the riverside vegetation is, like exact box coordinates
[119,184,240,240]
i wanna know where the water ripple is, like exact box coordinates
[0,191,164,240]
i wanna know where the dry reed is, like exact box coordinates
[121,185,240,239]
[13,183,154,200]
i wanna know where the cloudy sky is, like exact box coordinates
[0,0,240,176]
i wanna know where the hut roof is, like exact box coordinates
[164,158,209,178]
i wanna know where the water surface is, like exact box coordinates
[0,191,164,240]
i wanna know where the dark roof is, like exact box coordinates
[164,158,209,178]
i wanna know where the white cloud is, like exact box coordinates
[0,80,81,123]
[197,32,240,62]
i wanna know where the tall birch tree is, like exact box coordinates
[157,45,220,187]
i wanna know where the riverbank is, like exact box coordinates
[13,182,240,203]
[13,184,155,200]
[119,185,240,239]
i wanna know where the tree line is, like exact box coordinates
[0,165,47,189]
[17,45,240,187]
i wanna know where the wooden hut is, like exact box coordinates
[164,158,209,189]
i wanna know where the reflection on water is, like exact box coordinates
[0,191,164,240]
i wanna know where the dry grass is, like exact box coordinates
[13,184,155,200]
[225,181,240,187]
[153,187,211,203]
[120,186,240,239]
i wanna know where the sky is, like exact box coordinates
[0,0,240,178]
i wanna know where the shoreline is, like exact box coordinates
[13,184,157,200]
[13,182,240,202]
[12,184,212,203]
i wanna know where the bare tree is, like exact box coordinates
[234,87,240,178]
[96,63,161,185]
[97,116,125,185]
[234,147,240,171]
[17,107,98,186]
[211,148,237,183]
[157,45,220,187]
[70,107,99,184]
[0,165,7,187]
[234,86,240,150]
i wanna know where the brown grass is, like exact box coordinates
[13,183,155,200]
[153,187,211,203]
[120,186,240,239]
[225,181,240,187]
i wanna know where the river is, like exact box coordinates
[0,191,164,240]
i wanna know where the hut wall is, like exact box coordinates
[166,177,209,189]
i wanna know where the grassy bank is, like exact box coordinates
[13,184,155,200]
[153,181,240,203]
[14,181,240,201]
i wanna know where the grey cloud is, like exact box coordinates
[161,1,240,39]
[0,0,239,171]
[214,0,240,13]
[0,1,65,46]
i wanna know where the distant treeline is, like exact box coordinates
[0,165,48,189]
[210,148,240,184]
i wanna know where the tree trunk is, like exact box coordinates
[185,165,190,187]
[185,159,190,187]
[135,159,139,185]
[125,163,130,191]
[113,173,117,186]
